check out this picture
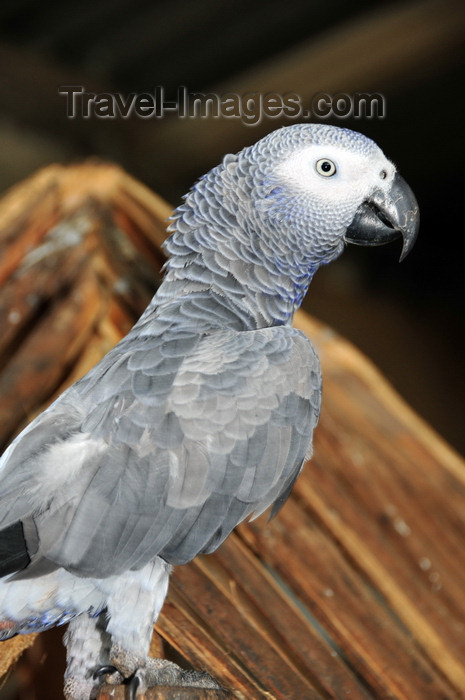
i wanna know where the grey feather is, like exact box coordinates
[0,318,320,578]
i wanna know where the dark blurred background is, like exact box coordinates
[0,0,463,465]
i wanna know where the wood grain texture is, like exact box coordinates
[0,163,463,699]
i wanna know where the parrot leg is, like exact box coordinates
[94,559,221,696]
[63,612,116,700]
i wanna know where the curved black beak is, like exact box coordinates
[344,173,419,261]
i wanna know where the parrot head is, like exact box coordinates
[164,123,419,325]
[242,123,419,266]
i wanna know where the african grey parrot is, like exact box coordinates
[0,124,418,698]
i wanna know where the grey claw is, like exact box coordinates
[93,664,119,680]
[125,672,140,700]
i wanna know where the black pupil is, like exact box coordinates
[321,161,332,172]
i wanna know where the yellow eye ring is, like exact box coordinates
[315,159,337,177]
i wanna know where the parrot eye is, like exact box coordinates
[315,159,337,177]
[380,170,387,179]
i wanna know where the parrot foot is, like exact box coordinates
[139,657,220,686]
[126,658,222,698]
[109,644,222,698]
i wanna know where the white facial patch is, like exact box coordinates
[276,143,396,205]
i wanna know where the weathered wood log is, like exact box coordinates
[0,163,464,699]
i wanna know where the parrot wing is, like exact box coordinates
[0,322,320,579]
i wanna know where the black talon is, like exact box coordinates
[93,664,119,680]
[125,672,140,700]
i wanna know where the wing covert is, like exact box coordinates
[1,323,321,578]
